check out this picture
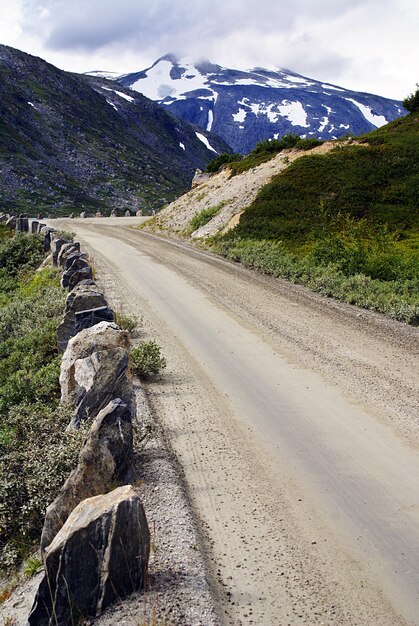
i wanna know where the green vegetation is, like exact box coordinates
[206,152,243,173]
[403,84,419,113]
[0,234,85,570]
[186,201,228,235]
[115,311,139,335]
[214,112,419,324]
[131,341,167,378]
[229,134,323,175]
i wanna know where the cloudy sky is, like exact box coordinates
[0,0,417,99]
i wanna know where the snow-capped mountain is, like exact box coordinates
[118,54,407,153]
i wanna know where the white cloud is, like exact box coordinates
[0,0,417,99]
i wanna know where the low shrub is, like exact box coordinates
[186,202,227,234]
[131,341,166,378]
[115,311,139,335]
[0,265,75,570]
[215,238,419,324]
[0,233,44,277]
[206,153,243,173]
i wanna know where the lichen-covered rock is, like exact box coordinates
[60,321,130,407]
[57,286,108,353]
[70,346,134,428]
[41,399,134,551]
[74,305,114,332]
[50,238,71,266]
[29,486,150,626]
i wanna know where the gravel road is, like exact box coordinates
[49,218,419,625]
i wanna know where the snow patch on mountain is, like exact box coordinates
[195,132,218,153]
[346,98,388,128]
[102,87,135,102]
[117,55,407,153]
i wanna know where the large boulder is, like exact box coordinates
[60,321,130,407]
[57,286,108,353]
[29,486,150,626]
[41,399,134,551]
[74,305,114,332]
[70,346,135,429]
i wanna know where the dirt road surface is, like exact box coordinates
[49,218,419,625]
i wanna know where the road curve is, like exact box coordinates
[49,218,419,625]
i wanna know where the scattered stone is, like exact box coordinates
[29,486,150,626]
[110,210,117,217]
[70,346,134,428]
[41,398,134,551]
[60,321,130,407]
[136,209,142,216]
[80,211,86,218]
[125,210,131,217]
[69,212,74,219]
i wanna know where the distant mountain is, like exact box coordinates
[118,54,407,153]
[0,45,229,216]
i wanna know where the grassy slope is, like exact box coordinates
[215,112,419,323]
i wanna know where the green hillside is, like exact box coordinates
[216,111,419,324]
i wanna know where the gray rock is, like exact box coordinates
[30,220,39,233]
[74,305,114,332]
[80,211,86,218]
[16,217,29,232]
[6,216,16,230]
[125,210,131,217]
[57,242,80,267]
[70,346,134,428]
[41,399,134,551]
[60,321,130,407]
[57,286,108,353]
[63,251,89,271]
[50,238,71,266]
[67,265,94,290]
[29,486,150,626]
[61,257,90,289]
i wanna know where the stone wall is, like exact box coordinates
[9,224,151,624]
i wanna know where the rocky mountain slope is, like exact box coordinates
[0,45,229,216]
[118,54,407,153]
[142,141,338,239]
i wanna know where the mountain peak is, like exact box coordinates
[118,56,407,153]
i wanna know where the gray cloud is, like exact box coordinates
[14,0,417,98]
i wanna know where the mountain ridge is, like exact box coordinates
[116,54,407,153]
[0,45,230,216]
